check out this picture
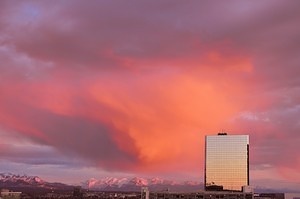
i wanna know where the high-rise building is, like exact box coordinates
[205,133,249,191]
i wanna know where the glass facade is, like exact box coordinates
[205,134,249,191]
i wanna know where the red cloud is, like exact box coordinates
[0,48,254,173]
[1,0,300,186]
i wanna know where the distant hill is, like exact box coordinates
[253,186,300,194]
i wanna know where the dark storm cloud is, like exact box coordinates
[0,140,78,166]
[0,94,139,169]
[0,1,265,68]
[1,0,298,87]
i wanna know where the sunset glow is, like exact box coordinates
[0,0,300,189]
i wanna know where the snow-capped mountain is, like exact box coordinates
[86,177,130,189]
[82,177,300,193]
[83,177,204,192]
[0,173,44,186]
[0,173,73,191]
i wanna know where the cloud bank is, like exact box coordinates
[0,0,300,187]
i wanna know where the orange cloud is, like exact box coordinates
[0,45,255,174]
[82,52,253,171]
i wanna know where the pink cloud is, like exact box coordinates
[0,0,300,186]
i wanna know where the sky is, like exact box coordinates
[0,0,300,190]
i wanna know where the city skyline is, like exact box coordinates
[0,0,300,190]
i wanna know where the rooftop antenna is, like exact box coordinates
[218,129,227,135]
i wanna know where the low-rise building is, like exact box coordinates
[149,191,253,199]
[0,189,22,199]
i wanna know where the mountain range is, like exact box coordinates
[0,173,203,192]
[82,177,203,192]
[0,173,73,194]
[1,173,299,193]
